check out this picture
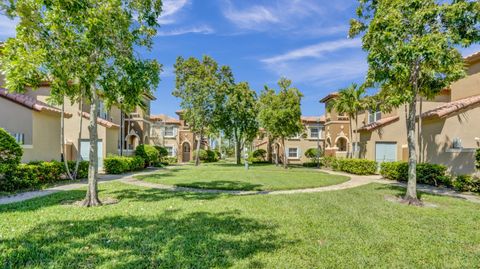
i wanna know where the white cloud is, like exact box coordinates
[158,0,190,24]
[261,38,362,64]
[0,15,17,38]
[265,57,368,87]
[222,2,279,29]
[157,25,214,36]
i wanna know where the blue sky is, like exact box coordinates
[1,0,480,117]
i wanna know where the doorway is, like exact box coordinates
[182,142,191,162]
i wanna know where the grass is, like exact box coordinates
[136,162,349,191]
[0,182,479,268]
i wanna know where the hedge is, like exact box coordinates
[193,149,219,163]
[0,160,89,192]
[0,128,23,175]
[252,149,267,161]
[380,162,451,187]
[67,161,89,179]
[161,156,178,165]
[337,158,377,175]
[453,175,480,193]
[135,144,159,167]
[104,156,144,174]
[320,157,377,175]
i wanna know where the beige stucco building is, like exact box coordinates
[149,111,208,163]
[253,116,325,165]
[321,51,480,175]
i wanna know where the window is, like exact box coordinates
[98,101,109,120]
[452,138,462,149]
[368,109,381,124]
[165,146,174,156]
[288,148,299,159]
[310,128,320,139]
[164,126,175,137]
[13,133,24,145]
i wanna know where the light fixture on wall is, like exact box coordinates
[475,137,480,147]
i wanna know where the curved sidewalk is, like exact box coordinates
[1,168,479,205]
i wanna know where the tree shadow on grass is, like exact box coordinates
[0,189,86,213]
[1,210,285,268]
[175,180,264,191]
[374,184,429,201]
[109,187,224,202]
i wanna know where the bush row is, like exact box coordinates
[380,162,451,186]
[193,149,220,163]
[0,160,89,192]
[381,161,480,193]
[321,157,377,175]
[104,156,144,174]
[476,148,480,170]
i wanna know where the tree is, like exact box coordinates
[258,78,303,169]
[1,0,162,206]
[327,84,365,158]
[216,82,259,165]
[173,56,228,166]
[350,0,480,204]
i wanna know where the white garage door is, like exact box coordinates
[375,142,397,163]
[80,140,103,169]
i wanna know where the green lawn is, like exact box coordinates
[1,182,479,268]
[136,163,349,191]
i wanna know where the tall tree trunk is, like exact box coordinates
[418,97,423,163]
[267,136,273,163]
[275,143,279,166]
[61,100,74,180]
[73,95,84,179]
[195,130,202,166]
[405,97,420,204]
[83,89,101,207]
[281,136,288,169]
[235,137,241,165]
[355,112,359,158]
[348,117,353,158]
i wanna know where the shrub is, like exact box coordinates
[453,175,480,193]
[320,156,340,170]
[104,156,144,174]
[135,144,159,167]
[67,161,89,179]
[476,148,480,170]
[252,149,267,161]
[380,162,451,187]
[193,149,209,161]
[154,146,169,158]
[0,128,23,175]
[302,162,318,168]
[0,161,66,192]
[161,156,178,165]
[206,149,218,162]
[337,159,377,175]
[305,148,322,164]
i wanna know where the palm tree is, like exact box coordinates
[327,84,365,158]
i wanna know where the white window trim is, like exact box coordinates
[368,109,381,124]
[287,147,300,159]
[164,126,176,138]
[165,145,176,157]
[309,127,321,139]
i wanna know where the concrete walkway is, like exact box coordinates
[1,168,479,205]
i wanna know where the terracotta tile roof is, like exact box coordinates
[357,116,400,132]
[79,111,120,128]
[319,92,339,103]
[150,114,181,124]
[301,115,326,123]
[421,94,480,120]
[465,51,480,64]
[0,88,72,118]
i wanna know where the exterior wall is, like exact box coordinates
[0,97,33,145]
[253,122,325,164]
[24,111,62,162]
[421,105,480,176]
[450,70,480,101]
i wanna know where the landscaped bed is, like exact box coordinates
[136,163,350,191]
[1,182,479,268]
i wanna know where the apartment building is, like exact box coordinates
[253,116,325,164]
[149,110,208,163]
[321,51,480,175]
[319,93,351,158]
